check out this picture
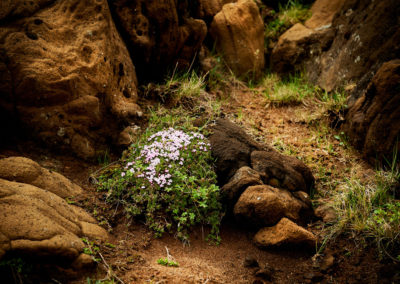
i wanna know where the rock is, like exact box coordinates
[314,203,336,223]
[254,218,316,248]
[308,0,400,93]
[118,125,140,147]
[304,0,346,29]
[0,0,141,159]
[320,254,335,272]
[251,150,314,193]
[209,0,265,79]
[111,0,207,80]
[0,156,81,198]
[233,185,307,227]
[221,166,263,208]
[254,266,275,282]
[196,0,237,24]
[270,22,334,74]
[343,60,400,164]
[209,118,263,184]
[244,256,259,268]
[0,178,108,261]
[271,0,400,94]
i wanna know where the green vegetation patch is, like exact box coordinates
[265,0,311,48]
[98,111,222,243]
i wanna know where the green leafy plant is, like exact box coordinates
[157,258,179,267]
[98,113,223,243]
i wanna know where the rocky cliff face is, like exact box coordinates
[0,0,141,159]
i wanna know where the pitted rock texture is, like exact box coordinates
[0,0,141,159]
[210,118,314,191]
[271,0,400,96]
[254,218,316,248]
[343,60,400,164]
[209,0,265,79]
[221,166,262,208]
[111,0,207,81]
[0,156,81,198]
[233,185,309,227]
[209,118,263,184]
[196,0,236,24]
[210,119,315,247]
[0,178,108,262]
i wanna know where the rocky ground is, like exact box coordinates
[0,0,399,283]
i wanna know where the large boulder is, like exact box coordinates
[271,0,400,95]
[111,0,207,81]
[0,156,81,198]
[342,60,400,164]
[233,185,310,227]
[0,161,108,265]
[209,0,265,79]
[209,118,263,184]
[270,0,344,74]
[254,218,316,248]
[0,0,141,159]
[251,150,314,193]
[209,119,314,190]
[196,0,236,24]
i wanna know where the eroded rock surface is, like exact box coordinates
[210,119,315,247]
[209,0,265,79]
[0,0,141,159]
[270,0,400,95]
[0,156,81,198]
[234,185,309,227]
[0,156,108,266]
[343,60,400,164]
[111,0,207,80]
[254,218,316,248]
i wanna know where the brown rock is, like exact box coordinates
[314,203,336,223]
[221,166,263,208]
[111,0,207,80]
[209,0,265,79]
[0,0,141,159]
[0,178,108,261]
[270,23,334,74]
[251,150,314,193]
[197,0,236,23]
[118,125,140,147]
[271,0,400,95]
[233,185,305,227]
[209,118,263,184]
[304,0,345,29]
[0,156,81,198]
[254,218,316,248]
[343,60,400,164]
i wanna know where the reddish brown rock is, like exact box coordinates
[209,0,265,79]
[221,166,263,208]
[254,218,316,248]
[251,150,314,193]
[233,185,308,227]
[196,0,236,23]
[0,0,141,159]
[0,177,108,263]
[343,60,400,164]
[0,156,81,198]
[271,0,400,94]
[111,0,207,80]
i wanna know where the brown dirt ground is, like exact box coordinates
[0,87,396,284]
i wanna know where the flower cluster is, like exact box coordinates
[99,126,221,243]
[121,128,210,189]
